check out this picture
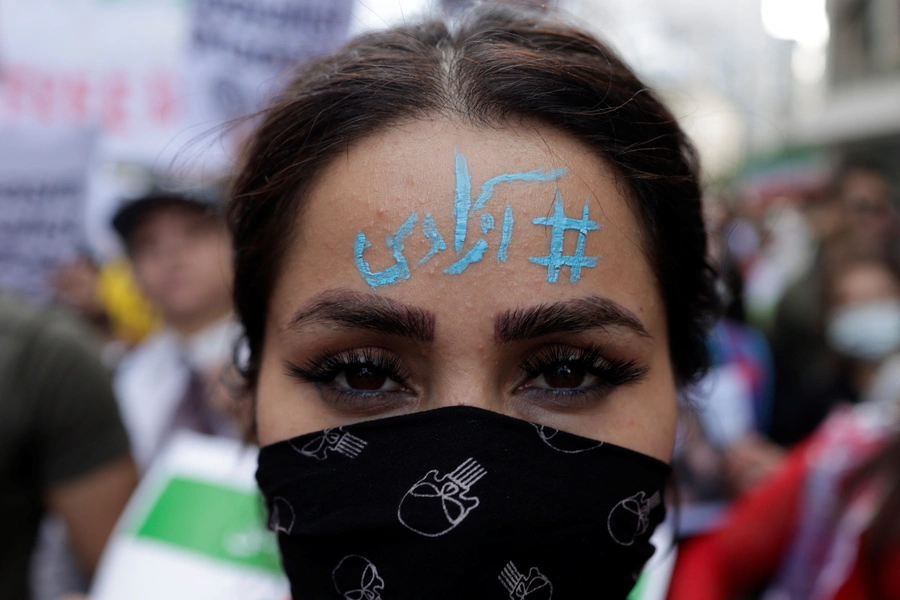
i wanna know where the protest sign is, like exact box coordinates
[187,0,354,127]
[0,0,192,259]
[0,0,188,150]
[91,432,288,600]
[0,126,96,300]
[440,0,555,12]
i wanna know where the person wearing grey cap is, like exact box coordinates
[110,177,243,470]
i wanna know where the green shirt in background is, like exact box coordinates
[0,295,131,600]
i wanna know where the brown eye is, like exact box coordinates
[285,348,411,404]
[517,344,649,403]
[523,357,601,392]
[344,364,389,390]
[332,362,404,393]
[543,363,587,389]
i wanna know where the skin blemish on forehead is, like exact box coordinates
[353,149,598,289]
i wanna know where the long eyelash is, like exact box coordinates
[284,347,410,385]
[521,344,648,387]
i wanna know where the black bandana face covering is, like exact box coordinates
[256,406,670,599]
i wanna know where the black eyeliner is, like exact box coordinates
[284,347,410,385]
[284,347,415,411]
[521,344,648,387]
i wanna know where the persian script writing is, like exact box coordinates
[355,150,601,289]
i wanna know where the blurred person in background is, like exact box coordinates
[111,177,243,470]
[0,294,137,600]
[768,162,898,447]
[724,249,900,494]
[31,255,161,600]
[673,223,775,533]
[709,200,761,276]
[668,252,900,600]
[839,164,900,255]
[812,252,900,409]
[51,255,162,366]
[741,193,816,330]
[51,256,111,341]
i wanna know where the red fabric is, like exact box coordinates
[667,439,900,600]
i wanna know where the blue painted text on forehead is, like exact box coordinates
[354,150,602,289]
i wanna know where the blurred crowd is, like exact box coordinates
[0,2,898,600]
[670,160,900,599]
[2,173,249,599]
[3,151,898,600]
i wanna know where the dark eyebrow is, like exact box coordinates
[495,296,650,344]
[287,289,435,344]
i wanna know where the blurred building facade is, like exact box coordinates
[563,0,797,180]
[793,0,900,173]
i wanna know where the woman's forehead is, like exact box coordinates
[316,119,623,207]
[274,119,661,333]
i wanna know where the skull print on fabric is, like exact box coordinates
[398,457,486,537]
[499,561,553,600]
[256,406,670,599]
[292,427,367,460]
[269,496,295,535]
[332,555,384,600]
[532,423,604,454]
[608,491,662,546]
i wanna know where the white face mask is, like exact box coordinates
[827,299,900,362]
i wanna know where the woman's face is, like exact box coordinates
[832,263,900,309]
[255,119,678,462]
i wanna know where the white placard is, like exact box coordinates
[0,125,96,300]
[187,0,354,127]
[91,432,288,600]
[0,0,188,152]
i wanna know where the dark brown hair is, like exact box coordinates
[228,4,718,395]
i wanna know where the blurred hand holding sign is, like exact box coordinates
[91,432,288,600]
